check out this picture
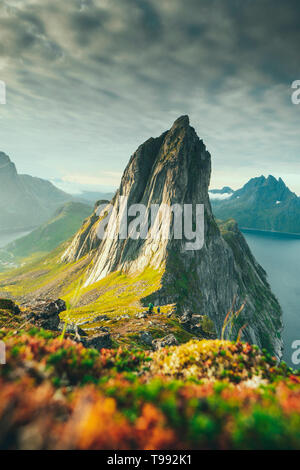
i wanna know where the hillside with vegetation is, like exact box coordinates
[0,302,299,450]
[0,202,92,271]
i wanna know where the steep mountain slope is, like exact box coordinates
[61,116,283,357]
[0,152,72,232]
[211,175,300,234]
[0,202,92,270]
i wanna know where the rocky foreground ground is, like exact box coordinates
[0,299,299,450]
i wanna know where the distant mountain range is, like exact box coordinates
[0,151,115,234]
[0,152,73,233]
[210,175,300,234]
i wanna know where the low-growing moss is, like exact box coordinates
[0,326,299,450]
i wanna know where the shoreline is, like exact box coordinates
[241,227,300,239]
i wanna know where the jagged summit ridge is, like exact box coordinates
[63,116,283,357]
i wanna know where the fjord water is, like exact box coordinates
[243,230,300,367]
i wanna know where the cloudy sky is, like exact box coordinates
[0,0,299,194]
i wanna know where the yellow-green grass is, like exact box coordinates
[0,247,208,351]
[61,266,172,323]
[0,243,89,298]
[0,244,175,329]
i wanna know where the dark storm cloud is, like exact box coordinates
[0,0,299,193]
[226,0,300,81]
[2,1,300,72]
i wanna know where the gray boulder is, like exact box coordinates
[139,331,154,347]
[26,298,66,330]
[58,321,87,338]
[81,331,112,350]
[135,312,148,319]
[153,334,179,350]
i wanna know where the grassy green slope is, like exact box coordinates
[0,202,92,269]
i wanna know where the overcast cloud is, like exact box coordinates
[0,0,299,193]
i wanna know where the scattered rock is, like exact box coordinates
[153,334,179,350]
[139,331,154,347]
[26,299,66,331]
[76,319,92,326]
[135,312,147,319]
[81,332,112,350]
[0,298,20,314]
[178,313,216,338]
[89,326,110,333]
[58,322,87,338]
[93,314,109,322]
[115,314,130,321]
[179,312,191,325]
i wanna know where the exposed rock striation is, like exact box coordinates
[62,116,283,357]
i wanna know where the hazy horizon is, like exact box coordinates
[4,145,299,197]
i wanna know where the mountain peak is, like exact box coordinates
[266,175,278,184]
[171,115,190,130]
[62,118,282,357]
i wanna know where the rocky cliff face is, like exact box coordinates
[63,116,283,357]
[0,152,71,232]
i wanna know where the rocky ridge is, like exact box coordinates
[61,116,283,357]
